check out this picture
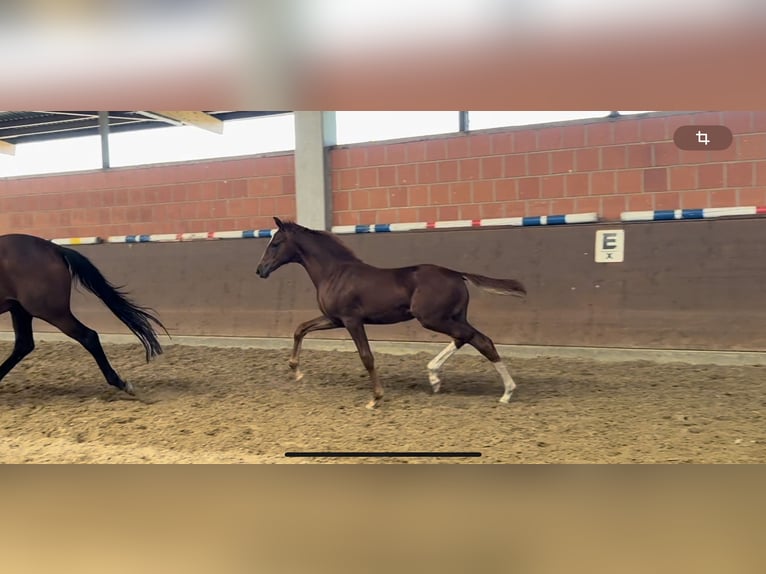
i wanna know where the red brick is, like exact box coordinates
[491,133,513,154]
[374,208,401,223]
[425,140,447,161]
[710,189,738,207]
[537,127,563,151]
[460,158,480,180]
[751,111,766,132]
[644,168,667,192]
[367,145,386,165]
[256,197,275,215]
[430,184,450,205]
[737,134,766,160]
[627,193,654,212]
[738,187,766,206]
[409,186,429,206]
[494,179,517,202]
[652,142,680,166]
[357,167,377,188]
[418,207,438,221]
[590,172,615,195]
[504,201,526,217]
[470,134,491,157]
[446,136,470,159]
[417,163,439,184]
[282,175,296,195]
[406,141,427,162]
[613,120,641,144]
[723,112,753,135]
[369,190,389,209]
[437,161,459,183]
[437,206,460,220]
[513,130,537,153]
[551,150,575,174]
[586,122,614,146]
[397,164,417,185]
[335,211,358,226]
[541,176,565,198]
[481,156,504,179]
[527,153,550,176]
[518,178,541,199]
[565,173,589,197]
[378,166,396,187]
[680,190,710,209]
[601,195,627,219]
[654,192,681,210]
[663,115,696,141]
[389,188,408,208]
[691,112,723,125]
[459,204,482,220]
[472,181,494,203]
[350,190,370,210]
[617,169,643,194]
[385,143,407,164]
[275,195,295,216]
[639,118,667,142]
[627,145,653,168]
[449,182,472,204]
[561,125,586,149]
[697,164,724,189]
[480,203,505,219]
[524,199,550,216]
[669,166,696,190]
[397,207,419,222]
[505,154,526,177]
[726,162,754,187]
[601,146,626,170]
[756,161,766,185]
[331,148,350,169]
[576,148,599,172]
[550,198,576,214]
[358,210,376,225]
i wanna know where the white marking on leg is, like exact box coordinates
[427,341,457,393]
[494,361,517,403]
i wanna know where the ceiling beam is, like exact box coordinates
[0,139,15,155]
[139,111,224,134]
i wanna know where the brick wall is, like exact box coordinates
[1,111,765,239]
[330,111,766,226]
[0,153,295,239]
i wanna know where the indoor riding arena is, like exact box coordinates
[1,110,765,464]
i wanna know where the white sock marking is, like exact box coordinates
[427,341,458,391]
[494,362,517,403]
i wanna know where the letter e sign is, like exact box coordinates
[595,230,625,263]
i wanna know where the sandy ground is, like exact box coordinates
[0,341,763,463]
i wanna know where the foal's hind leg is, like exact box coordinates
[46,311,134,395]
[419,317,516,403]
[344,320,383,409]
[289,315,340,382]
[0,304,35,383]
[427,340,459,393]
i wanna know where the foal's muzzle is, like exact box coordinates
[256,264,270,278]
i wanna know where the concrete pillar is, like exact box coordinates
[293,111,336,230]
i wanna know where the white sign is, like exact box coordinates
[595,230,625,263]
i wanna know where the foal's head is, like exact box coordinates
[256,217,360,278]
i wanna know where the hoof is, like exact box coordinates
[365,399,380,410]
[499,393,512,404]
[295,369,304,382]
[123,381,136,396]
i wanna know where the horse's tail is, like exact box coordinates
[461,272,527,298]
[58,246,169,361]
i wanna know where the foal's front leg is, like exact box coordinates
[289,315,339,381]
[345,320,383,409]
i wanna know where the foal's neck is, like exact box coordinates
[294,232,360,287]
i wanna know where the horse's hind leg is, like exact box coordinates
[46,310,134,395]
[344,320,383,409]
[427,340,459,393]
[0,303,35,383]
[289,315,340,381]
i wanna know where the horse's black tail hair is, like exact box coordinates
[58,246,169,361]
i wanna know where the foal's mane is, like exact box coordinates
[282,220,360,262]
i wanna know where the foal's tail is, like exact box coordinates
[58,246,169,361]
[461,272,527,298]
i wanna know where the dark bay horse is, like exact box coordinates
[0,234,167,396]
[256,217,526,409]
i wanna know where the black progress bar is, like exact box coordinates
[284,451,481,458]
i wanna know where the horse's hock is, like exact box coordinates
[6,217,766,353]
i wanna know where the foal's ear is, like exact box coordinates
[273,217,284,230]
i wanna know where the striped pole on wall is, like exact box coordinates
[620,206,766,222]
